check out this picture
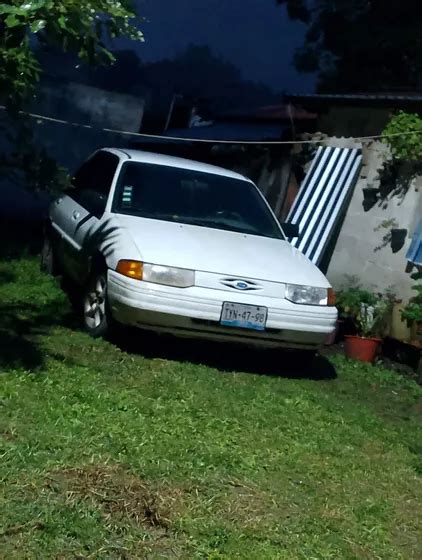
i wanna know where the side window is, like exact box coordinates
[71,151,119,216]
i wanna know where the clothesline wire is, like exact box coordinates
[1,105,422,146]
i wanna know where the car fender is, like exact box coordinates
[88,213,143,276]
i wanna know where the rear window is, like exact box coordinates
[112,162,283,240]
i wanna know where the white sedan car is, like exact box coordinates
[43,148,337,357]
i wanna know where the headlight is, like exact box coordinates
[143,263,195,287]
[285,284,334,306]
[116,260,195,288]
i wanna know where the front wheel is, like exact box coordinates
[83,271,111,338]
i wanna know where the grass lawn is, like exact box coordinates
[1,258,421,559]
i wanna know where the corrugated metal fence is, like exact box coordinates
[286,146,363,266]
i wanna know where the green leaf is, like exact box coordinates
[30,19,47,33]
[0,3,19,14]
[58,15,67,29]
[382,111,422,163]
[4,14,21,28]
[1,0,144,106]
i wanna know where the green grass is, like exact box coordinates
[1,258,421,559]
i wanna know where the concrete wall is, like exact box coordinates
[322,137,421,302]
[35,81,145,133]
[0,81,147,224]
[2,80,146,178]
[27,79,146,172]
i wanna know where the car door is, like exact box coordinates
[50,151,120,283]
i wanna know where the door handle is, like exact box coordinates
[72,211,81,220]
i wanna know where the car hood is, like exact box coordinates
[115,214,330,287]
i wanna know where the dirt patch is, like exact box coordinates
[45,465,185,531]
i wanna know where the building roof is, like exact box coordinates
[254,104,317,121]
[162,103,317,142]
[284,92,422,109]
[163,121,290,142]
[219,104,317,122]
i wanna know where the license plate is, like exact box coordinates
[220,302,268,331]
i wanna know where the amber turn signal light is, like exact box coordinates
[327,288,336,306]
[116,260,143,280]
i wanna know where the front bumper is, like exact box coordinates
[107,270,337,349]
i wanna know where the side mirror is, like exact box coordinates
[281,222,300,238]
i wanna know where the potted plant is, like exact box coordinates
[336,285,376,340]
[337,286,393,362]
[402,271,422,347]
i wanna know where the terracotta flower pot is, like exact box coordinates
[336,318,358,342]
[344,335,381,363]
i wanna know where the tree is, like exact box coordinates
[141,45,277,115]
[377,111,422,199]
[35,47,145,93]
[87,49,145,92]
[0,0,144,105]
[382,112,422,164]
[277,0,421,92]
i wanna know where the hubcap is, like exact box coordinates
[84,276,106,329]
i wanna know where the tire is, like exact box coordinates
[40,234,57,276]
[83,269,111,338]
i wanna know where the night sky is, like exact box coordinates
[120,0,316,93]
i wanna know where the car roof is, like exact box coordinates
[103,148,251,182]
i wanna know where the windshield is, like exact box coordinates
[112,162,283,240]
